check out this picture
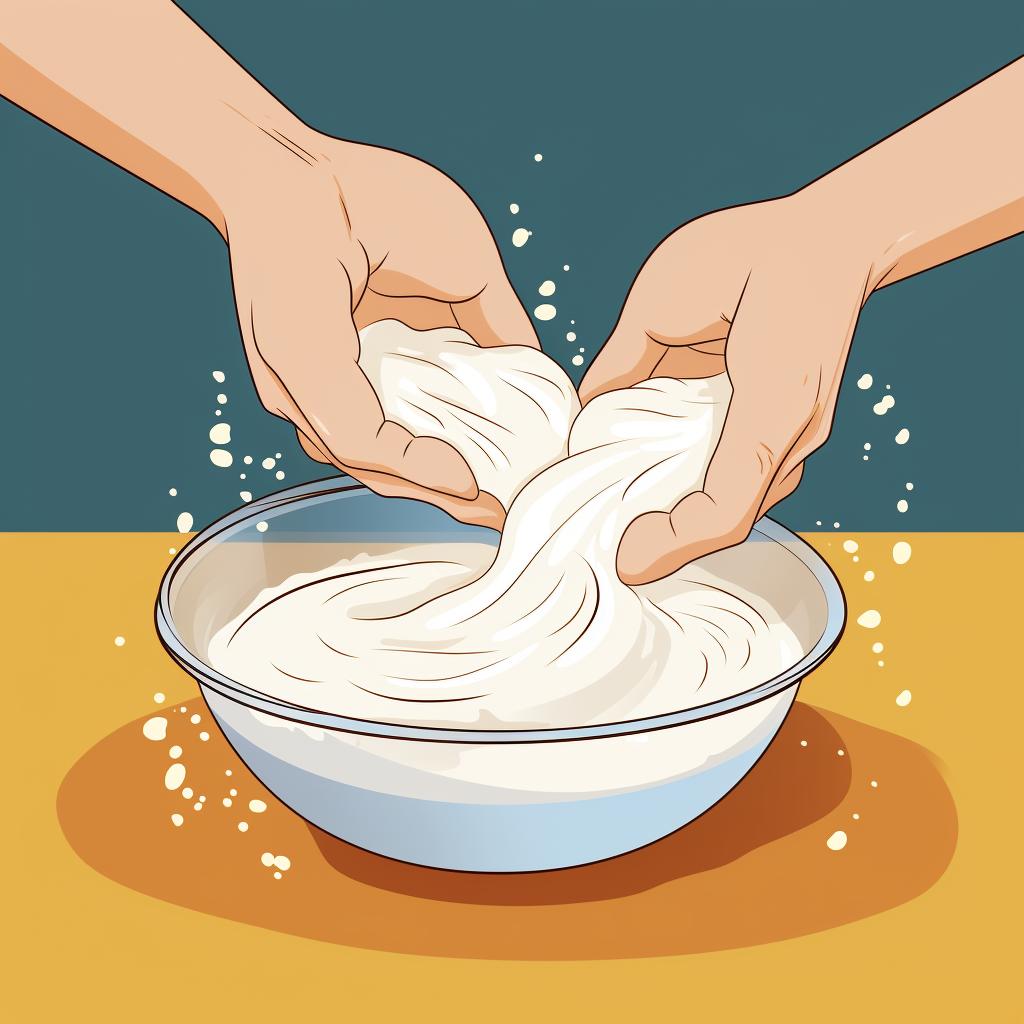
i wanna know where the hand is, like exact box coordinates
[0,0,537,530]
[225,136,536,529]
[580,195,871,583]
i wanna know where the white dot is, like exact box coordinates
[843,539,858,553]
[892,541,912,564]
[243,455,253,465]
[223,797,233,807]
[142,717,167,742]
[872,642,884,654]
[877,660,885,667]
[852,555,860,562]
[168,547,176,555]
[896,689,912,707]
[512,227,532,247]
[870,780,878,788]
[826,830,848,851]
[857,609,881,629]
[275,470,285,480]
[274,871,282,879]
[238,821,249,832]
[566,331,577,342]
[571,355,584,366]
[534,303,557,321]
[260,852,275,867]
[509,202,519,214]
[210,448,233,468]
[833,522,840,529]
[240,490,252,502]
[563,264,570,271]
[168,487,177,497]
[114,635,125,647]
[837,749,845,757]
[538,280,556,297]
[800,740,808,747]
[905,482,914,491]
[534,153,543,162]
[153,692,165,704]
[239,473,246,480]
[895,427,910,445]
[248,799,268,814]
[168,744,182,759]
[262,457,276,470]
[873,395,895,415]
[193,802,203,811]
[275,453,282,459]
[256,521,269,533]
[176,511,194,533]
[171,813,184,827]
[215,409,222,417]
[863,570,875,581]
[815,520,822,526]
[209,423,231,445]
[863,455,869,461]
[216,393,227,405]
[225,770,233,777]
[897,499,909,513]
[164,763,186,791]
[190,713,201,725]
[229,788,237,797]
[852,813,860,821]
[199,731,210,741]
[182,787,193,799]
[273,855,291,871]
[856,373,873,390]
[863,443,871,451]
[212,370,225,383]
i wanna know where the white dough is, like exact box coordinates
[209,322,809,729]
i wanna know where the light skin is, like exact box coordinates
[2,8,1022,575]
[0,0,533,528]
[582,57,1024,582]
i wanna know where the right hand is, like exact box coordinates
[581,195,871,583]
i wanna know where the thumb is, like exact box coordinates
[454,271,539,349]
[579,313,664,405]
[616,393,803,584]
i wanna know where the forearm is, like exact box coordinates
[0,0,319,235]
[802,57,1024,293]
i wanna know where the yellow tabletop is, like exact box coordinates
[3,533,1018,1021]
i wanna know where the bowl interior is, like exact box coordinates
[159,477,843,741]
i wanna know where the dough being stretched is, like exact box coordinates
[210,321,805,728]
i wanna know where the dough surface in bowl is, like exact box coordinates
[208,321,822,729]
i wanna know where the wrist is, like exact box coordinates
[795,172,907,300]
[180,104,328,238]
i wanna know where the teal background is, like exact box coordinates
[2,0,1021,531]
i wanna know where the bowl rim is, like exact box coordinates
[155,476,846,745]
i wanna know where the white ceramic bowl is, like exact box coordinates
[156,477,845,872]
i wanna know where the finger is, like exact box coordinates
[252,259,479,501]
[579,319,664,404]
[617,397,805,585]
[306,361,480,500]
[454,275,539,349]
[344,469,506,531]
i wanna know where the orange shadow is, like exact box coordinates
[57,703,956,960]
